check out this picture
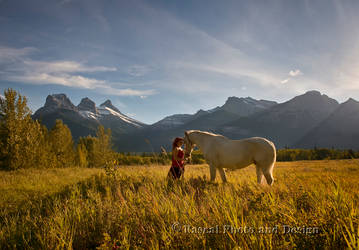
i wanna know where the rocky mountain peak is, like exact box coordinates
[343,98,359,105]
[335,98,359,115]
[223,96,246,106]
[284,90,339,111]
[78,97,97,114]
[194,109,208,116]
[101,99,112,107]
[225,96,240,102]
[221,96,276,116]
[223,96,245,109]
[100,99,121,113]
[44,94,77,111]
[305,90,321,96]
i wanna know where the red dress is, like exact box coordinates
[172,149,184,168]
[168,149,185,179]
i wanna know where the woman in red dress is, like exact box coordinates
[168,137,186,179]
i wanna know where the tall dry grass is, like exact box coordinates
[1,160,359,249]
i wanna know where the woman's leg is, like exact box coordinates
[168,166,180,179]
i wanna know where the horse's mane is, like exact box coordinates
[187,130,228,139]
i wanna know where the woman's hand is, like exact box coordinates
[184,157,190,165]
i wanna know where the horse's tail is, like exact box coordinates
[260,138,276,162]
[271,140,277,164]
[263,139,276,185]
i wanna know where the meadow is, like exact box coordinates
[1,160,359,249]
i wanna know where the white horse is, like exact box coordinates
[184,130,276,185]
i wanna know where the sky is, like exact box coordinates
[1,0,359,124]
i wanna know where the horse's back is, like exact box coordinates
[232,137,276,161]
[238,137,276,163]
[241,137,275,149]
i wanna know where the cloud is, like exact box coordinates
[6,71,156,97]
[102,86,156,97]
[117,1,284,91]
[3,57,115,89]
[0,46,36,62]
[172,61,282,88]
[289,69,303,77]
[281,69,303,84]
[134,2,352,102]
[23,60,117,73]
[0,46,156,98]
[7,73,105,89]
[7,73,156,97]
[281,78,290,84]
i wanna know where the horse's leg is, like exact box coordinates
[209,164,217,181]
[256,161,274,186]
[255,165,264,184]
[263,161,275,186]
[263,170,274,186]
[218,167,227,183]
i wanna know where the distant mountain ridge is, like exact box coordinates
[152,96,277,130]
[31,91,359,151]
[220,96,277,116]
[218,90,340,147]
[295,98,359,149]
[32,94,146,140]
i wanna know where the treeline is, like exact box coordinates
[116,148,359,166]
[116,150,206,166]
[276,148,359,161]
[0,89,115,170]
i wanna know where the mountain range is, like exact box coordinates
[31,91,359,151]
[32,94,145,140]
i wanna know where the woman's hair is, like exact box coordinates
[172,137,184,150]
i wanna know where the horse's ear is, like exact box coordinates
[185,131,189,137]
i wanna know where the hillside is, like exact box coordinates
[218,91,339,147]
[295,98,359,149]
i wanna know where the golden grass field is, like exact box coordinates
[1,160,359,249]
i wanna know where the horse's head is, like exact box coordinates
[184,131,195,159]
